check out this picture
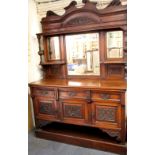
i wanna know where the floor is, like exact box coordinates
[28,131,119,155]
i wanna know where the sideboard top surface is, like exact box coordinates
[29,79,126,91]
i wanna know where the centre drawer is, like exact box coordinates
[59,89,89,99]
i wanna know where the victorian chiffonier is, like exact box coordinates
[29,0,127,154]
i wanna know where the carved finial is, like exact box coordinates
[107,0,121,7]
[82,0,97,6]
[82,0,89,3]
[46,10,59,17]
[64,1,77,10]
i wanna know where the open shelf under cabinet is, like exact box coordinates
[35,122,127,155]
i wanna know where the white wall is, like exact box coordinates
[28,0,43,83]
[28,0,43,130]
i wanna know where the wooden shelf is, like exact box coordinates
[101,60,126,64]
[35,122,127,155]
[40,61,66,65]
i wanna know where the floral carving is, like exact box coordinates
[39,102,55,115]
[65,17,96,26]
[36,119,51,128]
[64,105,82,118]
[100,94,110,100]
[102,129,120,141]
[96,107,116,122]
[68,92,76,97]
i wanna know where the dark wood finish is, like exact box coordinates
[106,64,125,79]
[29,0,127,154]
[41,1,126,36]
[36,0,127,79]
[34,97,59,120]
[29,79,126,144]
[40,60,66,65]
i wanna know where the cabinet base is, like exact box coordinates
[35,122,126,155]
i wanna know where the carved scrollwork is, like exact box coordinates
[100,94,110,100]
[68,92,76,97]
[96,107,116,122]
[64,105,82,118]
[64,1,77,10]
[107,0,121,7]
[82,0,89,3]
[35,119,51,128]
[101,128,121,141]
[46,10,59,17]
[39,102,55,115]
[65,17,96,26]
[41,91,48,95]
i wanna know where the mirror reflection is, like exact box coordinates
[106,31,123,58]
[47,36,60,60]
[66,33,100,76]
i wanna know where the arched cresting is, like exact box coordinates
[62,12,100,27]
[41,0,126,34]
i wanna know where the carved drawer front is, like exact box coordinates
[32,88,55,98]
[59,89,89,100]
[92,102,121,129]
[91,91,121,102]
[34,97,59,121]
[61,100,88,125]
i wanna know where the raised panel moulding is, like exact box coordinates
[64,105,83,118]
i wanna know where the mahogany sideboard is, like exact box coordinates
[29,0,127,154]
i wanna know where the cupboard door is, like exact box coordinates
[60,100,88,125]
[92,101,121,129]
[34,97,59,121]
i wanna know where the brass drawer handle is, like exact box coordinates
[100,94,110,100]
[86,99,92,104]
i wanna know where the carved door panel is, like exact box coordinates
[34,96,59,121]
[60,99,88,125]
[91,101,121,129]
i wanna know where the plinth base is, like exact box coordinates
[35,122,127,155]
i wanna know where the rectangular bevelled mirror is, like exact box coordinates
[65,33,100,76]
[47,36,60,60]
[106,31,123,59]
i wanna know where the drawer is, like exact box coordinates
[91,91,121,102]
[59,89,89,99]
[32,88,55,97]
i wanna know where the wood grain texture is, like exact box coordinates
[29,79,126,90]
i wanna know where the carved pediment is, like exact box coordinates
[107,0,121,7]
[64,16,97,26]
[62,11,100,27]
